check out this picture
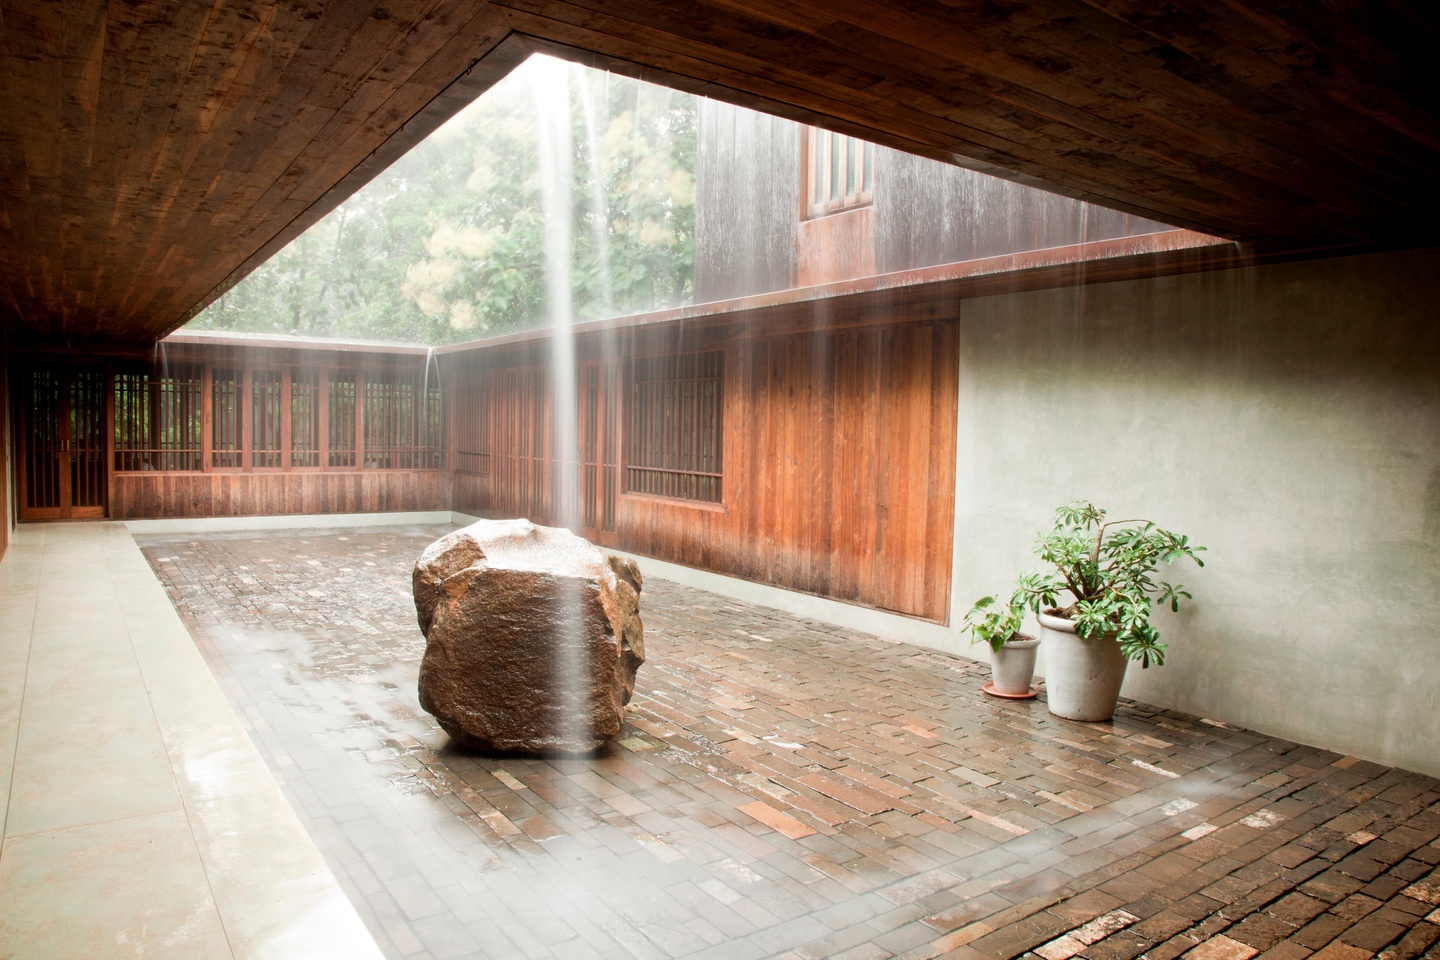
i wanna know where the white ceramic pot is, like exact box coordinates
[990,634,1039,695]
[1037,610,1128,721]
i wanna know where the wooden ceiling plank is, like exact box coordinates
[200,6,512,242]
[1068,0,1440,200]
[1084,0,1440,157]
[156,5,516,338]
[300,3,459,113]
[497,0,893,93]
[802,2,1422,234]
[1,3,71,333]
[0,9,35,328]
[122,3,397,338]
[94,1,236,339]
[807,21,1379,239]
[817,0,1434,233]
[63,4,126,324]
[83,3,167,255]
[183,4,491,252]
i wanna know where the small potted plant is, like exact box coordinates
[961,594,1040,699]
[1008,502,1205,721]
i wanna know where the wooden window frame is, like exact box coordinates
[622,349,724,506]
[112,363,204,472]
[110,358,444,475]
[803,126,874,219]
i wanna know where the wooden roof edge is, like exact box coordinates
[435,228,1235,356]
[161,329,436,357]
[162,27,532,343]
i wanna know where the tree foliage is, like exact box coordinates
[191,55,696,344]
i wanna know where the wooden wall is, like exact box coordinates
[1,340,9,560]
[449,318,959,622]
[693,100,801,302]
[110,471,450,520]
[630,322,957,621]
[694,100,1179,302]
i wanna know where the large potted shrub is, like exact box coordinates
[1007,502,1205,721]
[961,595,1039,698]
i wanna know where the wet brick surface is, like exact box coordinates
[138,525,1440,960]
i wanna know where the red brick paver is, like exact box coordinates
[139,526,1440,960]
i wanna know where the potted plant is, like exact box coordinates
[1008,502,1205,721]
[961,594,1040,699]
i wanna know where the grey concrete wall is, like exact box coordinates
[951,247,1440,777]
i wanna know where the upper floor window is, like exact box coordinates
[806,127,874,218]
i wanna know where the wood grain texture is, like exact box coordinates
[0,340,8,560]
[0,0,513,343]
[448,317,958,622]
[2,1,1437,346]
[109,470,450,520]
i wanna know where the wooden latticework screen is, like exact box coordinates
[625,351,723,503]
[581,360,620,534]
[362,374,444,469]
[454,384,491,477]
[211,369,242,468]
[108,359,443,476]
[487,367,552,521]
[18,362,107,519]
[113,365,203,471]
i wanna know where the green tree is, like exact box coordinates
[190,55,696,345]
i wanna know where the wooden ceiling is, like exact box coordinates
[2,1,1437,345]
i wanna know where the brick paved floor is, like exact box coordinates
[137,525,1440,960]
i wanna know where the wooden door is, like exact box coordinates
[579,359,620,546]
[17,361,108,520]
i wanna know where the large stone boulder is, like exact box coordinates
[413,518,644,753]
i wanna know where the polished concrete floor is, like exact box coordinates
[0,522,383,959]
[134,525,1440,960]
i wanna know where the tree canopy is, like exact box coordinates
[189,55,696,345]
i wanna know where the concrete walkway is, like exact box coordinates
[0,522,383,959]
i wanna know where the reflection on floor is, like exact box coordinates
[138,525,1440,960]
[0,522,382,959]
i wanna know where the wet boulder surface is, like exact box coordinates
[413,518,644,754]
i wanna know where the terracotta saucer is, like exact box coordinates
[982,682,1038,700]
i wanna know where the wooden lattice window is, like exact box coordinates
[250,370,284,468]
[625,351,723,503]
[806,127,874,218]
[328,373,357,468]
[361,374,444,469]
[486,368,550,520]
[455,386,491,476]
[113,366,203,471]
[212,369,242,468]
[23,366,61,507]
[104,358,443,475]
[291,370,321,467]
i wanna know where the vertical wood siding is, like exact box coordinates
[110,470,451,519]
[448,319,958,623]
[1,341,9,560]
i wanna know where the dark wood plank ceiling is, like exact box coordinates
[2,1,1437,345]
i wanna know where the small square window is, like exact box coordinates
[805,127,874,218]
